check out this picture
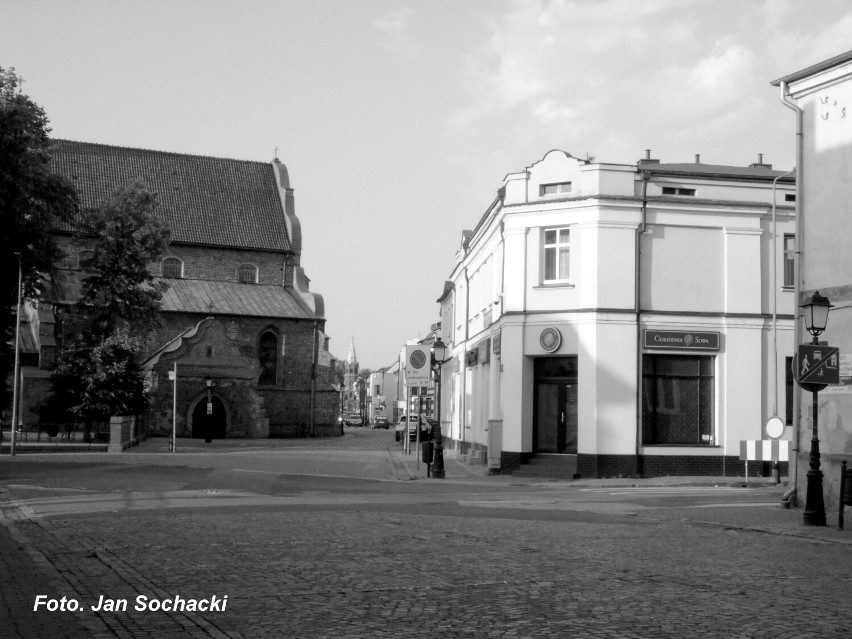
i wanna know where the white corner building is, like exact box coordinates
[436,150,797,478]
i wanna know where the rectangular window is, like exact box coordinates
[661,186,696,196]
[540,182,572,196]
[642,355,714,445]
[785,193,796,202]
[543,228,570,282]
[783,235,795,288]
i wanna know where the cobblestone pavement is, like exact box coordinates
[1,437,851,638]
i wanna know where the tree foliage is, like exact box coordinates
[1,66,78,398]
[51,181,170,429]
[50,330,148,424]
[76,180,170,334]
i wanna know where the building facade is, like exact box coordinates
[18,140,339,439]
[437,149,797,478]
[774,51,852,512]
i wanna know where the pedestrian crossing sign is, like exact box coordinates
[797,344,839,385]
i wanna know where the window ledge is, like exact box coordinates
[534,282,575,289]
[781,286,795,291]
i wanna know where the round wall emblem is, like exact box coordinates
[539,327,562,353]
[683,334,695,347]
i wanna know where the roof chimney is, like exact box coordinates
[695,154,701,164]
[638,148,659,166]
[749,153,773,169]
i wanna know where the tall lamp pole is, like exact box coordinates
[800,291,832,527]
[430,337,449,479]
[9,253,22,457]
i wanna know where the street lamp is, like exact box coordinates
[801,290,832,343]
[430,336,449,479]
[800,291,832,526]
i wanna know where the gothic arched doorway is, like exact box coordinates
[191,396,227,439]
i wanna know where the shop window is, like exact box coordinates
[161,257,183,278]
[238,264,258,283]
[783,235,795,288]
[642,355,714,445]
[259,331,278,385]
[543,227,570,282]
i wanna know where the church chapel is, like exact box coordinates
[21,140,339,439]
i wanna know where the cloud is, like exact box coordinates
[372,8,420,60]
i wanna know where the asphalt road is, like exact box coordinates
[1,429,850,638]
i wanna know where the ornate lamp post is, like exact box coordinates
[205,375,216,443]
[800,291,832,526]
[430,337,450,479]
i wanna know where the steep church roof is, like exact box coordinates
[48,140,291,252]
[346,338,357,365]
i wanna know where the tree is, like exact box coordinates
[51,181,170,436]
[50,330,148,427]
[1,67,78,401]
[76,180,170,334]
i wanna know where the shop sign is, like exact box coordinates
[644,330,720,351]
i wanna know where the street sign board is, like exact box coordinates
[797,344,839,385]
[405,345,431,386]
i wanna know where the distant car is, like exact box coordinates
[395,414,430,442]
[343,413,362,426]
[373,416,390,430]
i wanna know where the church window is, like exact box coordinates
[162,257,183,278]
[238,264,258,283]
[79,250,95,269]
[259,331,278,385]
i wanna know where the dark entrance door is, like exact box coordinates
[192,396,227,439]
[533,357,578,454]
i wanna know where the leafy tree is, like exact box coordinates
[51,181,170,436]
[76,180,170,334]
[50,330,148,428]
[0,67,78,401]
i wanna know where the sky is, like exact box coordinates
[3,0,852,369]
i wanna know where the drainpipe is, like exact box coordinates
[771,168,795,420]
[461,265,470,447]
[779,81,803,504]
[635,169,650,475]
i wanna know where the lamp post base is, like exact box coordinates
[431,422,445,479]
[803,469,826,526]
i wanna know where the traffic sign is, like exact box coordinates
[405,345,431,386]
[797,344,839,385]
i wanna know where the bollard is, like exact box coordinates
[771,461,780,485]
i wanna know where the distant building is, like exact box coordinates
[18,140,338,439]
[773,51,852,511]
[341,339,362,419]
[437,149,796,477]
[368,362,400,425]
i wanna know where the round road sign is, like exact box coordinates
[765,416,785,439]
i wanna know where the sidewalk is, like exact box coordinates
[388,443,852,546]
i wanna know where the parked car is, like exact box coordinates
[395,414,430,442]
[373,416,390,430]
[343,413,362,426]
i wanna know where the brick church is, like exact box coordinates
[19,140,340,439]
